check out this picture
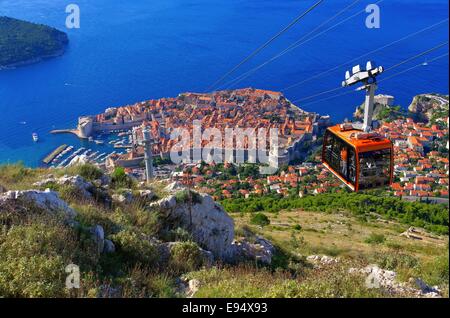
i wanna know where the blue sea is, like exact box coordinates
[0,0,448,167]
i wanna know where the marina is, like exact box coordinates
[42,130,132,168]
[42,144,68,164]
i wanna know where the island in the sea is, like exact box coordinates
[0,16,68,69]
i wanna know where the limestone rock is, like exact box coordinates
[151,193,234,260]
[138,189,155,201]
[57,175,94,198]
[149,195,177,210]
[349,265,442,298]
[33,175,94,199]
[231,236,276,265]
[112,190,133,204]
[187,279,200,298]
[103,239,116,254]
[307,255,339,267]
[90,225,105,254]
[165,181,186,193]
[0,189,76,218]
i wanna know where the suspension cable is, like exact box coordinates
[290,42,449,105]
[206,0,323,92]
[216,0,364,91]
[297,53,449,109]
[281,18,449,92]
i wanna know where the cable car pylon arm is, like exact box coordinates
[342,61,384,132]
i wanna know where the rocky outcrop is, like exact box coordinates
[90,225,105,254]
[307,255,339,267]
[112,189,155,204]
[231,236,276,265]
[150,194,235,260]
[349,265,442,298]
[408,94,449,122]
[149,192,276,264]
[112,189,133,204]
[0,189,76,218]
[34,175,95,199]
[178,278,201,298]
[89,224,115,254]
[138,189,155,201]
[165,181,187,193]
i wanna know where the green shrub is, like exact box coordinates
[369,252,418,271]
[250,213,270,227]
[175,190,202,204]
[292,224,302,231]
[220,193,449,235]
[74,164,104,182]
[186,264,384,298]
[418,253,449,287]
[364,233,386,245]
[168,227,193,242]
[111,167,134,189]
[0,223,95,297]
[120,266,178,298]
[111,230,159,265]
[170,241,205,273]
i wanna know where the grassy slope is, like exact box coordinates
[1,164,448,298]
[187,210,448,298]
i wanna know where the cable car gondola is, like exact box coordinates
[322,124,393,192]
[321,61,394,192]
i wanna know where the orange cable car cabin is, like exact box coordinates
[321,124,394,192]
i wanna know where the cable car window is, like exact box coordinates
[358,148,391,190]
[323,130,356,186]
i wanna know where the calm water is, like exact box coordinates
[0,0,448,166]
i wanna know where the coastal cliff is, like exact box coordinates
[0,16,68,69]
[408,93,449,123]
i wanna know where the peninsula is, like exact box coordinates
[53,88,330,168]
[0,16,68,69]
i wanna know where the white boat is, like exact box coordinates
[32,133,39,142]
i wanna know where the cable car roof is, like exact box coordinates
[327,125,392,152]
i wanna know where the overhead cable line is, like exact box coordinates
[206,0,324,92]
[216,0,363,91]
[291,41,449,105]
[281,18,449,92]
[379,53,449,83]
[298,52,449,109]
[383,41,448,72]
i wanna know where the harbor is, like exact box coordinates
[40,130,134,168]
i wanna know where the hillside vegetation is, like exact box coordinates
[0,16,68,68]
[221,193,449,235]
[0,163,448,298]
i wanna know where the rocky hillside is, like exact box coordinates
[0,164,448,298]
[0,164,277,297]
[408,94,449,124]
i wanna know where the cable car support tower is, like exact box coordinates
[342,61,384,132]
